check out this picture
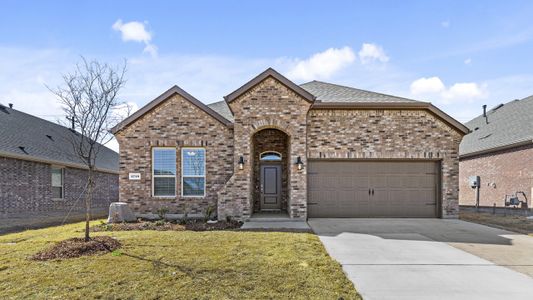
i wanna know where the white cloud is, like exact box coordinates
[112,19,157,57]
[143,44,158,57]
[464,58,472,65]
[286,47,356,81]
[410,76,487,104]
[443,82,486,101]
[358,43,389,64]
[441,20,450,28]
[410,77,445,95]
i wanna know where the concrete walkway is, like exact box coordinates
[309,218,533,300]
[241,221,311,231]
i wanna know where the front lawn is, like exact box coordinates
[0,221,360,299]
[460,211,533,236]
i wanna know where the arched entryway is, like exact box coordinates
[251,128,289,213]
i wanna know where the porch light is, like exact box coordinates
[296,156,304,170]
[238,156,245,170]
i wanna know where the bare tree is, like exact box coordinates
[50,57,127,241]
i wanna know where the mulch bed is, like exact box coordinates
[31,236,121,261]
[91,220,242,232]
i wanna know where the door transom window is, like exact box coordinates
[260,151,282,161]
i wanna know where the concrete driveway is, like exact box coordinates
[309,218,533,300]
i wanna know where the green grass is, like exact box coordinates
[0,221,360,299]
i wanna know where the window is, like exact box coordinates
[51,167,63,199]
[182,148,206,197]
[152,148,176,197]
[260,151,282,161]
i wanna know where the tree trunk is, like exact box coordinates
[84,168,94,242]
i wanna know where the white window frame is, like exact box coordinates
[51,166,64,200]
[152,147,177,198]
[181,147,206,198]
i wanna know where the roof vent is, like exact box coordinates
[482,105,488,124]
[474,127,479,131]
[18,146,29,154]
[46,134,54,141]
[491,103,504,111]
[8,103,13,108]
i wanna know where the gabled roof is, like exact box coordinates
[224,68,316,103]
[0,104,118,173]
[300,80,418,103]
[110,69,468,135]
[301,81,468,134]
[111,85,233,133]
[459,95,533,157]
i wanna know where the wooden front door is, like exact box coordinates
[260,164,282,210]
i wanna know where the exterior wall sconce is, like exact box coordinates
[238,156,245,170]
[296,156,304,170]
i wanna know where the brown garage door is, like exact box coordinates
[308,161,439,218]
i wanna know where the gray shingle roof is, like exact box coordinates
[207,101,234,122]
[207,80,423,122]
[459,96,533,156]
[300,80,419,103]
[0,105,118,173]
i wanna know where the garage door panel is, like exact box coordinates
[308,161,438,218]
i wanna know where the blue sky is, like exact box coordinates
[2,0,533,150]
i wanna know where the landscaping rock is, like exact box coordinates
[107,202,136,223]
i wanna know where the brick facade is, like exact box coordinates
[115,73,464,220]
[115,93,234,217]
[0,156,117,214]
[307,109,463,218]
[459,144,533,208]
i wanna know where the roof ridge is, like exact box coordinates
[301,80,425,103]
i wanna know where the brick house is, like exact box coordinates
[459,96,533,208]
[112,68,468,220]
[0,104,118,220]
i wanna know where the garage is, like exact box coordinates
[308,160,439,218]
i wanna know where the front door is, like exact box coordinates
[260,164,282,210]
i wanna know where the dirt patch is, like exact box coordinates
[91,220,242,232]
[460,211,533,235]
[31,236,121,261]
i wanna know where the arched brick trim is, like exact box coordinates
[251,118,292,136]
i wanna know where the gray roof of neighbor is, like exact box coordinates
[300,80,419,103]
[0,105,119,173]
[459,95,533,156]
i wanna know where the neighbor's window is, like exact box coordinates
[182,148,206,197]
[152,148,176,197]
[51,167,64,199]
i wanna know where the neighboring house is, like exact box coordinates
[0,104,118,218]
[112,68,468,220]
[459,96,533,208]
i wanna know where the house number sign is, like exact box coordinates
[128,173,141,180]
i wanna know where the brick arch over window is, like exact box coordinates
[251,118,292,136]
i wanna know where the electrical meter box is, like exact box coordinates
[469,176,480,188]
